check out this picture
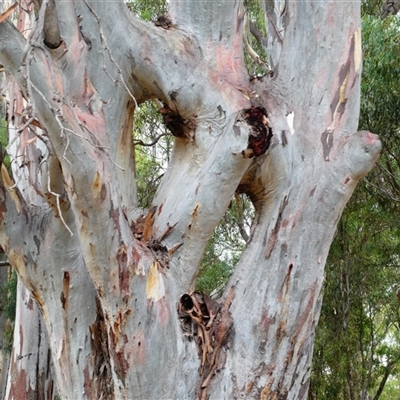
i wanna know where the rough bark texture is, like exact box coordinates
[0,1,380,399]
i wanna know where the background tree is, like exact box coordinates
[0,1,381,399]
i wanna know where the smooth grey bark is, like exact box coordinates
[0,1,381,399]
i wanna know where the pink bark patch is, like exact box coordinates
[361,131,379,145]
[132,329,146,364]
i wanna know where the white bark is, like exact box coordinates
[0,1,381,399]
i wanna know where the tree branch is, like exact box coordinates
[134,132,171,147]
[0,21,26,82]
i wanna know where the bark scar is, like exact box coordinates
[240,106,273,158]
[265,195,289,258]
[321,129,334,161]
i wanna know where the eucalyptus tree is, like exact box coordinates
[0,0,380,399]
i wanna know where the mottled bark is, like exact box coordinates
[0,1,380,399]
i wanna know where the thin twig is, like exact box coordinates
[47,170,73,236]
[134,132,171,147]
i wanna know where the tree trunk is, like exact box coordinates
[0,1,380,399]
[5,281,55,399]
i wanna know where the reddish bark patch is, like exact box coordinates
[241,106,273,158]
[132,330,146,364]
[27,296,34,310]
[7,368,37,399]
[109,328,129,382]
[109,206,121,232]
[83,365,93,399]
[155,295,170,326]
[74,109,107,145]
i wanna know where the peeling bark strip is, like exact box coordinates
[178,289,235,399]
[240,106,273,158]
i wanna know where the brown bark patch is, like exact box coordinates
[109,328,129,382]
[91,171,107,201]
[116,244,130,297]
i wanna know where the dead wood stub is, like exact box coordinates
[242,106,273,158]
[178,289,235,399]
